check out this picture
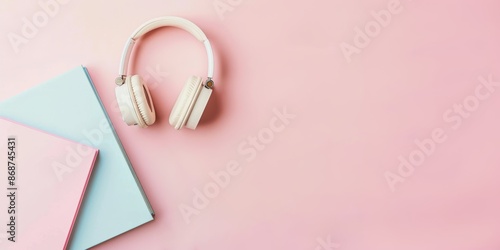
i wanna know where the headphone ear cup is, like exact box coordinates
[116,79,140,126]
[185,82,212,130]
[169,76,203,130]
[130,75,156,127]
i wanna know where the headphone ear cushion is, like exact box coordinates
[115,80,140,126]
[130,75,156,126]
[169,76,203,130]
[185,84,212,130]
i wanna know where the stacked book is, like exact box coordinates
[0,66,154,250]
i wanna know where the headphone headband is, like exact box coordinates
[117,16,214,86]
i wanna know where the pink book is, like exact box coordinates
[0,117,98,250]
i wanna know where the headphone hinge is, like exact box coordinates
[115,75,126,86]
[204,77,214,89]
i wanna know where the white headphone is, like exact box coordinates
[115,16,215,130]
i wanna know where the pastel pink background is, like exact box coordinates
[2,0,500,249]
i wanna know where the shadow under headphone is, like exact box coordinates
[115,16,215,130]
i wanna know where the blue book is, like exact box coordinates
[0,66,154,249]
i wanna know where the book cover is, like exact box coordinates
[0,117,98,249]
[0,66,154,249]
